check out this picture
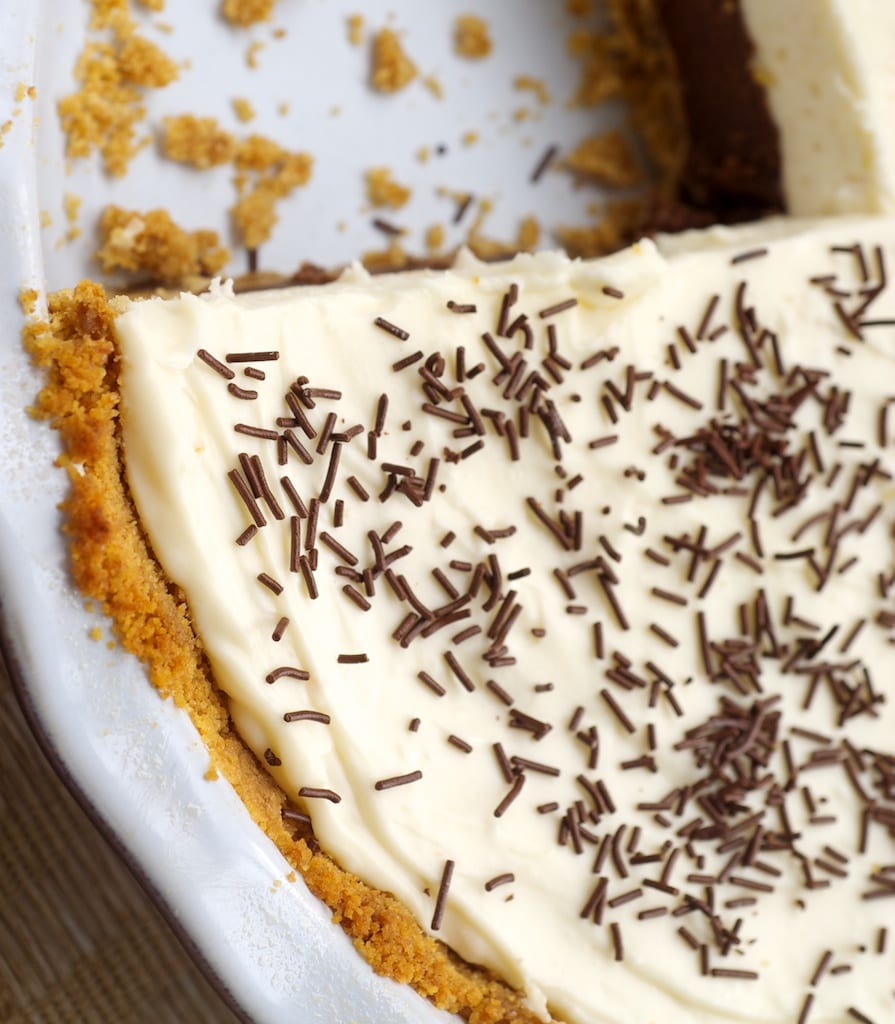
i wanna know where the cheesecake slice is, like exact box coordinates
[28,216,895,1024]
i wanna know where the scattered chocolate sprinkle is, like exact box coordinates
[266,666,310,683]
[846,1011,876,1024]
[226,350,279,363]
[448,734,473,753]
[197,348,235,379]
[375,770,423,791]
[600,689,635,734]
[530,143,558,183]
[299,786,341,803]
[494,774,526,817]
[444,651,476,692]
[235,525,258,546]
[538,297,578,320]
[484,873,515,892]
[257,572,283,595]
[299,556,318,599]
[283,710,331,724]
[342,584,370,611]
[609,921,624,961]
[374,316,410,341]
[431,859,455,930]
[730,248,768,265]
[337,653,369,664]
[228,469,267,527]
[392,350,423,371]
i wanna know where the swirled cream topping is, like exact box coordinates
[117,219,895,1024]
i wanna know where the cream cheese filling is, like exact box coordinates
[117,220,895,1024]
[741,0,895,216]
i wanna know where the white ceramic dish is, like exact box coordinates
[0,4,629,1020]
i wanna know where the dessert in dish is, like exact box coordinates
[653,0,895,218]
[30,216,895,1023]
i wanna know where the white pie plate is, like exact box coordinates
[0,3,627,1020]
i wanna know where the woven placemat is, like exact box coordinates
[0,654,244,1024]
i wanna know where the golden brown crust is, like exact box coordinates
[24,283,547,1024]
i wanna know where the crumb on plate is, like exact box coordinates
[346,13,364,46]
[221,0,276,27]
[425,223,445,251]
[163,114,236,168]
[232,97,256,123]
[563,130,643,187]
[370,28,417,93]
[365,167,412,210]
[95,205,230,282]
[232,135,314,249]
[59,12,179,178]
[513,75,551,105]
[454,14,493,59]
[423,75,444,100]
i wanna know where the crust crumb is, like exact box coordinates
[563,130,642,187]
[162,114,237,168]
[59,12,179,178]
[423,75,444,100]
[516,215,541,252]
[232,136,314,249]
[95,206,230,282]
[370,28,417,94]
[245,39,266,68]
[64,192,84,243]
[454,15,493,59]
[346,14,364,47]
[365,167,412,210]
[161,116,312,249]
[361,241,412,273]
[513,75,551,106]
[18,288,39,317]
[425,224,446,252]
[232,97,256,123]
[221,0,276,27]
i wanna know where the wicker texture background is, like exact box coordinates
[0,654,243,1024]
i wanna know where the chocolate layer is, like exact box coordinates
[655,0,782,213]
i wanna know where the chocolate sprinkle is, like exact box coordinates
[375,770,423,791]
[374,316,410,341]
[431,859,455,930]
